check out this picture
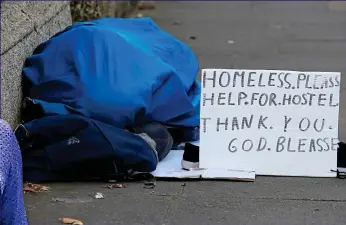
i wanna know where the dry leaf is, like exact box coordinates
[40,186,50,191]
[104,183,127,189]
[59,217,83,225]
[23,183,50,193]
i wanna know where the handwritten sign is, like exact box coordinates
[199,69,341,177]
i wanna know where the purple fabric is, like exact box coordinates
[0,120,28,225]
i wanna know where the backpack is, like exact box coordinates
[15,115,158,183]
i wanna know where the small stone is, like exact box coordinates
[94,192,104,199]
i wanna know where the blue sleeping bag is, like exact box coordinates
[22,17,200,128]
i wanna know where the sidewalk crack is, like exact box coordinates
[162,196,174,225]
[255,197,346,202]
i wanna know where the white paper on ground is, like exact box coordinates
[151,150,201,178]
[151,150,255,181]
[199,69,340,177]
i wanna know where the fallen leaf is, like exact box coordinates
[23,183,50,193]
[94,192,104,199]
[104,183,127,189]
[59,217,83,225]
[40,186,50,191]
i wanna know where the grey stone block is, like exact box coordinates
[1,1,68,54]
[1,4,71,128]
[21,1,68,28]
[1,2,35,54]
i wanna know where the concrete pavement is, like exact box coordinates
[25,1,346,224]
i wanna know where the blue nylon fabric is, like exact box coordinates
[18,115,158,178]
[22,17,200,128]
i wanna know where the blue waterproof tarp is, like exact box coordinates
[23,17,200,128]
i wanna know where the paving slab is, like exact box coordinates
[26,188,172,225]
[182,177,346,201]
[166,195,346,225]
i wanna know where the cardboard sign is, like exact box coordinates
[199,69,341,177]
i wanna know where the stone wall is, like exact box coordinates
[1,1,72,128]
[1,1,147,128]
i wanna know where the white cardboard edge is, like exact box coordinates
[151,150,255,181]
